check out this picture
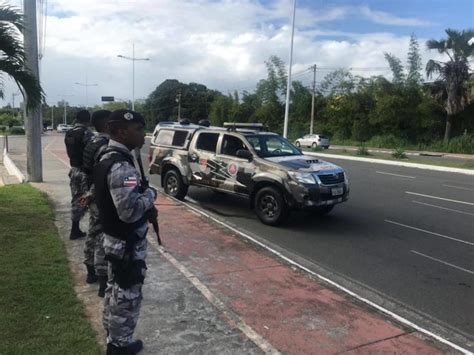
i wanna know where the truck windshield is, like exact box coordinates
[246,134,302,158]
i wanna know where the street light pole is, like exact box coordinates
[75,75,98,108]
[117,43,149,110]
[283,0,297,139]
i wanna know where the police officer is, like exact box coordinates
[65,109,93,240]
[82,110,112,290]
[93,109,157,354]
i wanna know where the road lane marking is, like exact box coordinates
[376,171,416,179]
[411,250,474,275]
[405,191,474,206]
[154,242,281,354]
[385,220,474,246]
[442,184,474,192]
[152,184,472,354]
[412,201,474,217]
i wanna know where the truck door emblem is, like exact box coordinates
[228,163,238,176]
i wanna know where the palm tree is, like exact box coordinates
[426,29,473,141]
[0,5,43,111]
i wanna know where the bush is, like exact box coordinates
[0,126,6,132]
[312,146,324,152]
[351,120,371,142]
[392,147,407,159]
[9,127,25,135]
[446,135,474,154]
[357,144,370,156]
[367,134,408,149]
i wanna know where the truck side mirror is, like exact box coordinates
[236,149,253,161]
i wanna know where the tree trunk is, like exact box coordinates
[444,114,453,142]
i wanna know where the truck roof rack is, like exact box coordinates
[223,122,266,132]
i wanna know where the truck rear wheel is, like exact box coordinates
[254,186,288,226]
[163,169,188,200]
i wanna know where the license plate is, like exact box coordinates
[331,187,343,196]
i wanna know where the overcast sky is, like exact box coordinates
[4,0,474,108]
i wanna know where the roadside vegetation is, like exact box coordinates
[0,184,100,354]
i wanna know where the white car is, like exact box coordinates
[295,134,330,149]
[57,124,74,133]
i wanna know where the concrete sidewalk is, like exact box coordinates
[7,135,461,354]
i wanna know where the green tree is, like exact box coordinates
[288,80,311,139]
[0,5,43,110]
[320,69,357,96]
[384,53,405,84]
[209,94,234,126]
[426,28,474,141]
[407,33,423,84]
[253,55,287,131]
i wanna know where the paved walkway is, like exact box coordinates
[3,134,461,354]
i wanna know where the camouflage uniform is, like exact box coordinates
[83,133,109,276]
[98,140,156,347]
[68,124,93,223]
[69,168,89,222]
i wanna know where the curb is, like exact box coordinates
[306,152,474,175]
[3,148,25,182]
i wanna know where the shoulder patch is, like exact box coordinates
[123,176,138,187]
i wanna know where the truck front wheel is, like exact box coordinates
[163,169,188,200]
[254,186,288,226]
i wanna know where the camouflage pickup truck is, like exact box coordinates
[149,122,349,225]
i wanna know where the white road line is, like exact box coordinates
[411,250,474,275]
[442,184,474,192]
[385,220,474,246]
[376,171,416,179]
[156,245,281,354]
[412,200,474,217]
[406,191,474,206]
[151,184,472,354]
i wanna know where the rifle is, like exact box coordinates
[135,148,162,246]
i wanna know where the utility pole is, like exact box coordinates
[63,100,67,124]
[24,0,42,182]
[283,0,297,138]
[117,43,149,111]
[176,89,182,120]
[310,64,317,135]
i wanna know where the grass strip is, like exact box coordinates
[0,184,101,355]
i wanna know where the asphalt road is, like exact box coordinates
[4,134,473,348]
[144,137,474,348]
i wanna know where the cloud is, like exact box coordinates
[358,6,433,27]
[1,1,439,108]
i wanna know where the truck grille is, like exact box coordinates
[318,172,344,185]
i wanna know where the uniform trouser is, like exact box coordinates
[103,263,144,347]
[68,167,88,222]
[84,201,107,276]
[94,233,107,277]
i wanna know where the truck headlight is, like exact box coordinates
[288,172,316,184]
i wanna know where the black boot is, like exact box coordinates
[86,265,98,284]
[106,340,143,354]
[70,221,86,240]
[127,340,143,353]
[98,275,108,297]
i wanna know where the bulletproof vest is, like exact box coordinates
[93,148,147,240]
[83,135,109,174]
[65,126,89,167]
